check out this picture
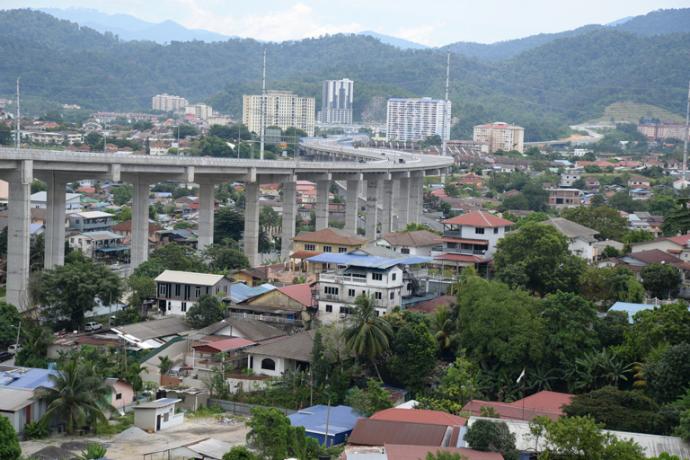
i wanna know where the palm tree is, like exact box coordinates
[38,355,115,435]
[430,306,456,357]
[343,294,393,381]
[158,356,173,376]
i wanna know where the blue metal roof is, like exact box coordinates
[288,405,361,435]
[0,367,57,390]
[609,302,657,323]
[306,251,431,269]
[229,282,276,304]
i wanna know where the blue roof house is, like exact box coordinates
[288,405,361,446]
[0,366,57,434]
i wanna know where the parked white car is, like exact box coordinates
[84,321,102,332]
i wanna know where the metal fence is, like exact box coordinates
[208,398,295,416]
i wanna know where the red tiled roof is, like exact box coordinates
[192,337,255,353]
[629,249,683,265]
[442,211,513,228]
[385,444,503,460]
[408,295,457,314]
[293,227,367,246]
[277,284,313,307]
[434,253,485,263]
[348,419,453,446]
[462,390,573,421]
[290,250,322,260]
[667,234,690,246]
[441,237,489,245]
[371,408,465,426]
[112,220,161,235]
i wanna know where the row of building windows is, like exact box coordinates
[303,243,349,253]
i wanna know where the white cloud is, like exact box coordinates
[173,1,362,41]
[394,22,445,46]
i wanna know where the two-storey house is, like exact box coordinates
[290,228,367,272]
[68,211,114,233]
[68,231,129,263]
[434,211,513,271]
[154,270,232,315]
[307,249,431,323]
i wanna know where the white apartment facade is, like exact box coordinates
[473,122,525,153]
[185,103,213,121]
[386,97,451,142]
[154,270,232,316]
[152,94,189,112]
[22,131,83,145]
[242,91,316,137]
[317,265,405,323]
[319,79,354,124]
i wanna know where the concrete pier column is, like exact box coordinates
[44,173,67,269]
[131,176,150,269]
[409,175,423,223]
[6,160,32,309]
[281,181,297,261]
[244,181,260,267]
[344,180,359,235]
[197,182,215,250]
[396,177,410,230]
[381,179,393,234]
[365,178,379,241]
[315,179,330,230]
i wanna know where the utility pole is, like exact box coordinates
[259,48,267,161]
[442,52,450,158]
[15,77,20,150]
[682,83,690,184]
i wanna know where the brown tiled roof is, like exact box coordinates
[348,419,452,446]
[385,444,503,460]
[112,220,161,235]
[629,249,683,265]
[462,390,573,422]
[381,230,442,248]
[246,329,315,362]
[371,408,465,426]
[293,228,366,246]
[408,295,457,314]
[442,211,513,228]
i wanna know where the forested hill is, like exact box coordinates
[1,9,690,141]
[443,8,690,61]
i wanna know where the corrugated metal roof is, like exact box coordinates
[229,282,276,303]
[136,397,181,409]
[307,251,430,269]
[348,419,451,446]
[289,405,361,435]
[155,270,225,286]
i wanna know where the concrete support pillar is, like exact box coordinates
[344,180,359,235]
[381,179,394,234]
[6,160,32,309]
[409,175,423,223]
[197,182,215,250]
[44,173,67,269]
[244,182,260,267]
[396,178,410,231]
[365,178,379,241]
[131,176,150,269]
[315,179,330,230]
[281,181,297,261]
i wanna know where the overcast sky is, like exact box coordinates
[6,0,690,46]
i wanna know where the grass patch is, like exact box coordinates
[95,413,133,435]
[186,404,225,418]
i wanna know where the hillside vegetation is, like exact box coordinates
[1,9,689,141]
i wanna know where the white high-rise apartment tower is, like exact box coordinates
[319,79,354,124]
[242,91,315,137]
[386,97,451,142]
[152,94,188,112]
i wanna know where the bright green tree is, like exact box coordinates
[494,222,585,295]
[204,245,250,272]
[561,205,627,241]
[0,415,21,460]
[345,378,393,416]
[186,295,225,328]
[622,302,690,361]
[465,419,519,460]
[223,446,259,460]
[344,294,393,380]
[579,267,644,307]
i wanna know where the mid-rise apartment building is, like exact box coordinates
[638,122,689,141]
[319,79,354,124]
[185,103,213,121]
[68,211,115,233]
[154,270,232,316]
[386,97,451,142]
[242,91,315,137]
[473,122,525,153]
[152,94,189,112]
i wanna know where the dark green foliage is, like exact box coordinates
[0,415,20,460]
[223,446,259,460]
[205,245,250,272]
[14,320,52,368]
[0,302,21,349]
[622,302,690,361]
[345,379,393,416]
[186,295,225,328]
[33,251,122,329]
[645,343,690,404]
[561,206,627,241]
[111,185,133,206]
[640,263,682,299]
[0,124,12,145]
[215,207,244,244]
[383,313,438,392]
[22,419,49,440]
[564,387,671,434]
[662,199,690,236]
[494,222,585,295]
[246,407,321,458]
[465,419,519,460]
